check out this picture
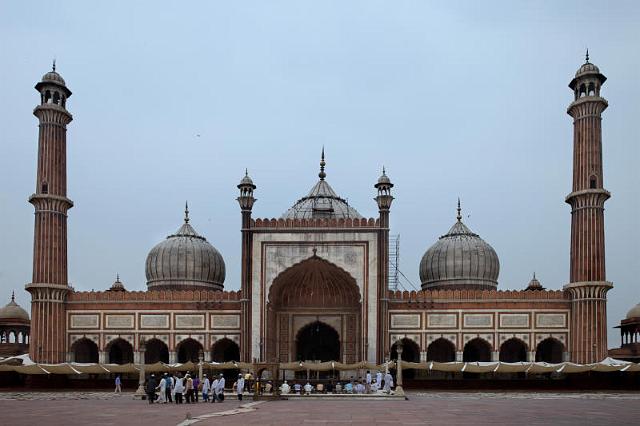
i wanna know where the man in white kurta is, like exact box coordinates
[376,371,383,389]
[383,372,394,393]
[236,374,245,401]
[202,374,211,402]
[157,375,167,403]
[216,374,226,402]
[210,378,219,403]
[280,381,290,395]
[365,371,372,393]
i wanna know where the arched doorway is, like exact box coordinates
[72,338,99,363]
[211,338,240,362]
[535,338,564,363]
[499,338,527,363]
[177,338,203,363]
[296,321,340,362]
[390,338,420,379]
[266,255,361,363]
[463,338,492,362]
[427,338,456,362]
[145,338,169,364]
[107,338,134,364]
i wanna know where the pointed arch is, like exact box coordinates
[144,338,169,364]
[427,338,456,362]
[535,338,564,363]
[463,338,492,362]
[211,338,240,362]
[268,255,361,308]
[499,338,528,362]
[176,337,203,363]
[71,338,99,363]
[106,338,134,364]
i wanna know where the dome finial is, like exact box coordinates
[585,48,589,63]
[456,198,462,222]
[52,58,56,72]
[11,290,15,302]
[116,273,120,282]
[184,201,190,223]
[319,146,326,180]
[245,168,248,177]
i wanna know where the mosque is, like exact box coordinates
[2,56,639,373]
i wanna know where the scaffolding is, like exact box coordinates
[389,234,400,291]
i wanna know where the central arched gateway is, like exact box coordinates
[296,321,340,361]
[266,255,361,363]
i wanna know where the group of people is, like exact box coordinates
[279,370,395,395]
[133,369,395,403]
[143,372,234,404]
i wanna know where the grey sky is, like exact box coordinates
[1,1,638,348]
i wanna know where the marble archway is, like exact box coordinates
[266,254,361,363]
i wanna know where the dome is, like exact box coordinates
[626,302,640,320]
[41,70,66,86]
[0,293,30,322]
[281,150,363,220]
[419,203,499,290]
[238,170,255,188]
[375,168,392,187]
[569,52,606,89]
[146,206,225,291]
[525,273,545,291]
[108,275,126,292]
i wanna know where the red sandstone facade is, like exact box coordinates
[23,57,614,368]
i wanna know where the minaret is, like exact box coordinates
[237,169,256,362]
[375,167,393,362]
[564,52,613,364]
[25,63,74,363]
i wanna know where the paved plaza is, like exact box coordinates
[1,391,639,425]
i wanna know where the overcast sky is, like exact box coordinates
[1,1,638,348]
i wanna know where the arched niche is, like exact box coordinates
[106,338,134,364]
[535,338,564,363]
[211,338,240,362]
[144,338,169,364]
[499,338,528,363]
[427,338,456,362]
[72,338,99,363]
[177,338,203,363]
[463,338,492,362]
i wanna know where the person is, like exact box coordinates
[169,374,176,403]
[365,371,372,393]
[335,382,342,393]
[185,374,194,403]
[114,375,122,393]
[264,381,273,393]
[174,373,184,404]
[193,376,200,402]
[303,382,313,395]
[376,370,383,389]
[344,381,353,394]
[293,382,301,394]
[164,373,173,402]
[371,379,379,393]
[383,371,394,393]
[216,373,226,402]
[146,374,157,404]
[236,374,245,401]
[156,374,167,403]
[211,376,219,403]
[355,381,365,394]
[316,382,324,393]
[202,374,210,402]
[280,380,290,395]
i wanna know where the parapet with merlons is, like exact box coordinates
[388,288,570,310]
[66,289,242,310]
[250,217,380,230]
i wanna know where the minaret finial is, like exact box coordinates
[52,58,56,72]
[11,290,15,302]
[585,48,589,63]
[184,201,190,223]
[533,271,536,279]
[319,147,326,180]
[116,273,120,282]
[456,198,462,222]
[382,165,386,175]
[245,168,248,177]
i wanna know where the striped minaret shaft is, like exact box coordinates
[26,65,74,363]
[564,54,613,364]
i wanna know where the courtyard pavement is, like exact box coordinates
[0,391,638,425]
